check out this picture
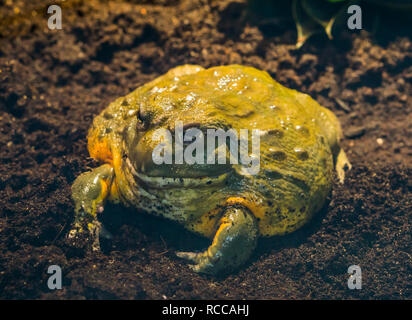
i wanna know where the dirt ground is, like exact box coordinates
[0,0,411,299]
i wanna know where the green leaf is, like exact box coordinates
[301,0,345,39]
[292,0,323,48]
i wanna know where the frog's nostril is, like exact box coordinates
[268,148,287,161]
[294,148,309,160]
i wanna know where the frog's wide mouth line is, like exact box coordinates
[125,157,229,189]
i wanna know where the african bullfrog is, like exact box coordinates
[70,65,351,275]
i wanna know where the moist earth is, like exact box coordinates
[0,0,411,299]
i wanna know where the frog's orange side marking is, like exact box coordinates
[210,216,231,248]
[189,196,268,239]
[226,197,265,220]
[226,196,274,235]
[88,130,121,202]
[108,179,120,202]
[88,137,113,164]
[110,145,131,205]
[88,175,111,218]
[96,177,109,205]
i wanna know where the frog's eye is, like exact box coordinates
[136,115,145,131]
[138,104,164,130]
[137,107,145,122]
[136,107,150,131]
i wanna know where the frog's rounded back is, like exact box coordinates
[85,65,345,237]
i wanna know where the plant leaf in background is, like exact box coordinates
[250,0,412,48]
[301,0,343,39]
[292,0,361,48]
[292,0,323,48]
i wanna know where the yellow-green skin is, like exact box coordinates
[70,65,351,274]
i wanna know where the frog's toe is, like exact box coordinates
[67,220,102,251]
[176,251,216,274]
[176,251,202,263]
[187,261,212,274]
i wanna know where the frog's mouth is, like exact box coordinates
[125,157,231,189]
[123,120,238,188]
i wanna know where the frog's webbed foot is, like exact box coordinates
[176,206,258,275]
[335,148,351,184]
[68,164,114,251]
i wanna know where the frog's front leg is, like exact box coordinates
[177,206,258,275]
[69,164,114,251]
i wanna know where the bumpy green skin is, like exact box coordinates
[70,65,351,275]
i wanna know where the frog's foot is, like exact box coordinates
[68,164,114,251]
[176,206,258,275]
[68,220,103,251]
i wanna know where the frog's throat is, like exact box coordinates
[125,157,229,189]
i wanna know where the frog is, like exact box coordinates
[69,64,351,275]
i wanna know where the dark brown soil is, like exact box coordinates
[0,0,411,299]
